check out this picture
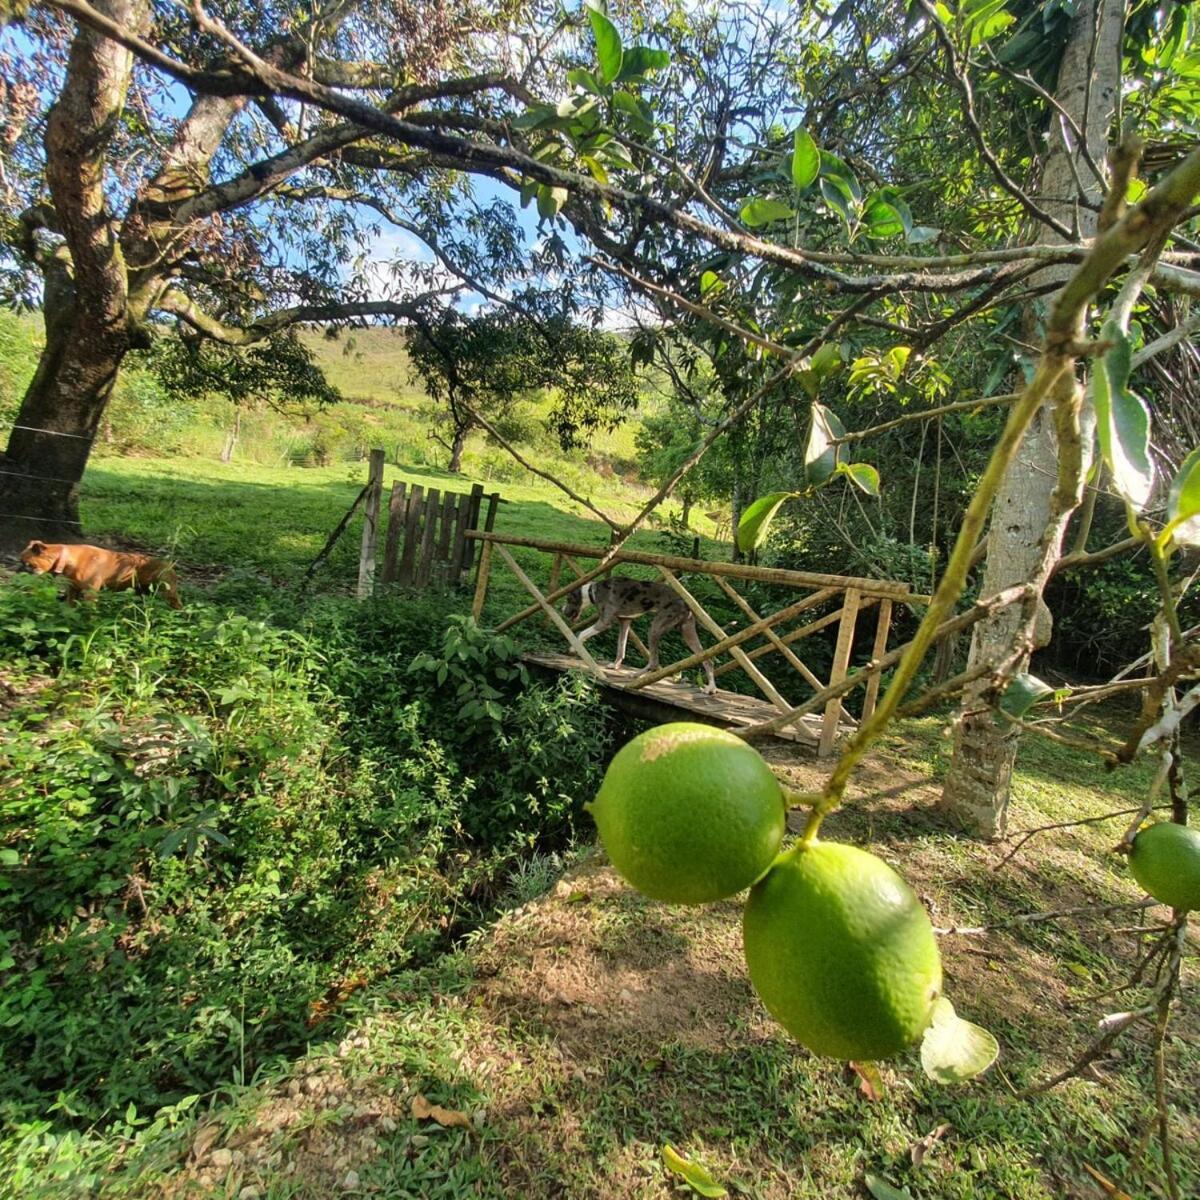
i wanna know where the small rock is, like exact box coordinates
[379,1115,397,1133]
[304,1076,323,1095]
[618,988,634,1002]
[231,1149,245,1166]
[210,1148,232,1170]
[286,1079,302,1097]
[343,1169,360,1190]
[239,1188,261,1200]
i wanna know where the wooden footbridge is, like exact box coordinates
[467,532,929,755]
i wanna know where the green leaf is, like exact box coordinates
[588,7,624,84]
[819,177,854,227]
[699,270,723,296]
[536,185,568,220]
[791,128,820,190]
[811,342,843,378]
[611,89,653,136]
[864,190,913,240]
[0,849,18,866]
[906,225,941,244]
[740,197,794,227]
[920,997,999,1084]
[999,672,1053,718]
[663,1144,726,1198]
[864,1175,916,1200]
[1165,446,1200,546]
[566,67,604,94]
[818,151,862,201]
[804,402,845,484]
[580,154,609,184]
[1092,321,1153,510]
[736,491,799,553]
[617,45,670,79]
[512,104,558,131]
[837,461,881,497]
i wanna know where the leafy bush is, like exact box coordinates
[0,583,616,1126]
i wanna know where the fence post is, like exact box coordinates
[471,538,493,622]
[860,598,894,722]
[820,588,861,755]
[356,449,385,600]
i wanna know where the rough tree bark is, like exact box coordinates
[1,0,147,547]
[940,0,1122,838]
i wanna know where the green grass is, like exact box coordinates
[14,719,1194,1199]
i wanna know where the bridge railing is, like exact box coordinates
[466,531,930,755]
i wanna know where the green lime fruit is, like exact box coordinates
[1128,822,1200,911]
[588,722,786,904]
[743,840,942,1061]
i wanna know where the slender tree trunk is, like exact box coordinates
[220,407,242,463]
[940,0,1121,838]
[448,423,469,473]
[681,494,693,529]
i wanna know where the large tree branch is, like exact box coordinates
[155,290,458,344]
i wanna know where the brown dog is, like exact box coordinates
[19,540,183,609]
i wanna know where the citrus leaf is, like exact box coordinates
[920,997,999,1084]
[536,185,568,220]
[818,150,862,201]
[699,270,723,296]
[849,1060,885,1101]
[819,177,854,227]
[736,491,799,553]
[1092,320,1153,510]
[864,1175,915,1200]
[838,461,881,497]
[617,45,670,79]
[1165,446,1200,546]
[740,197,793,227]
[663,1144,726,1198]
[791,127,819,190]
[804,402,845,485]
[999,672,1053,718]
[0,849,18,866]
[565,67,603,94]
[811,342,842,378]
[587,7,623,84]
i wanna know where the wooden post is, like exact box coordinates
[548,552,563,598]
[415,487,441,587]
[820,588,861,756]
[381,481,408,585]
[860,598,893,722]
[471,538,493,622]
[356,449,385,599]
[492,544,605,678]
[396,484,424,585]
[483,491,500,533]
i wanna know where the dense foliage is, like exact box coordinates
[0,581,617,1124]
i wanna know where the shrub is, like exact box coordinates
[0,584,616,1126]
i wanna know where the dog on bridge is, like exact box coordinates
[19,540,183,609]
[563,575,717,694]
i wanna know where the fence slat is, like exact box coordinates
[396,483,424,586]
[416,488,441,587]
[448,491,471,585]
[356,449,385,599]
[461,483,485,572]
[380,481,408,585]
[860,598,893,722]
[434,491,457,586]
[820,588,861,756]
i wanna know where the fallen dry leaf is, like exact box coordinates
[411,1093,472,1130]
[848,1060,885,1101]
[909,1122,952,1169]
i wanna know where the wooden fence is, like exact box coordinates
[466,531,929,754]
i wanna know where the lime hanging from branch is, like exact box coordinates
[1128,822,1200,911]
[587,723,786,904]
[743,840,942,1061]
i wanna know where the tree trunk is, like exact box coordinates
[0,273,130,551]
[447,423,468,473]
[939,0,1121,838]
[220,407,242,463]
[681,495,693,529]
[0,0,145,555]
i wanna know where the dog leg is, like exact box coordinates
[612,620,632,669]
[680,617,717,694]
